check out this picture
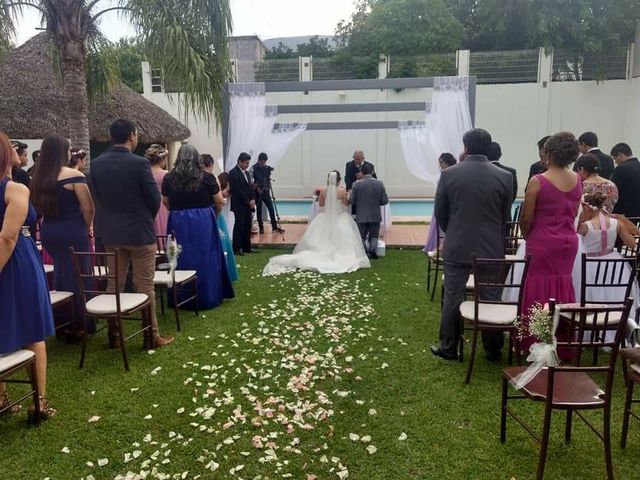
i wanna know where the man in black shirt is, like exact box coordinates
[488,142,518,202]
[10,141,30,187]
[576,131,614,179]
[527,136,550,181]
[610,143,640,219]
[252,153,283,235]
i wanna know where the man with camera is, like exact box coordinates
[252,152,284,234]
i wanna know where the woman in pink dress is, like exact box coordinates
[146,144,169,236]
[520,132,582,354]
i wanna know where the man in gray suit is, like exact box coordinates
[350,163,389,259]
[431,129,513,361]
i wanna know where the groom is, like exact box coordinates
[350,163,389,259]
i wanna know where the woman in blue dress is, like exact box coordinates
[31,134,95,337]
[200,154,238,282]
[0,132,56,421]
[162,145,234,309]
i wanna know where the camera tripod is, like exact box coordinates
[268,180,286,241]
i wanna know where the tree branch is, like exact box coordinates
[6,1,46,14]
[91,6,130,22]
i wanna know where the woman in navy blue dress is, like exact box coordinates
[162,145,234,309]
[0,132,56,421]
[31,134,95,336]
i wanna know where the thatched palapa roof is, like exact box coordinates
[0,33,191,143]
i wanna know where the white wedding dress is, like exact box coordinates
[263,172,371,276]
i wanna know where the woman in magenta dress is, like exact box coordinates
[146,144,169,236]
[519,132,582,354]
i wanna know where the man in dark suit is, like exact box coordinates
[432,129,513,361]
[229,152,257,255]
[611,143,640,219]
[10,141,31,187]
[90,118,174,349]
[350,163,389,259]
[527,136,550,181]
[345,150,376,192]
[488,141,518,202]
[576,132,614,179]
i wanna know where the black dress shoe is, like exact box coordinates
[370,250,378,260]
[430,345,458,361]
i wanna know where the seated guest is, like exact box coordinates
[68,148,88,171]
[575,153,618,213]
[162,145,234,309]
[576,131,614,179]
[0,132,56,422]
[9,141,30,187]
[527,136,551,181]
[31,134,95,337]
[611,143,640,219]
[488,141,518,202]
[27,149,40,176]
[145,144,169,237]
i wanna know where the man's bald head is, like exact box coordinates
[353,150,365,165]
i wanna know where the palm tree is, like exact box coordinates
[0,0,232,160]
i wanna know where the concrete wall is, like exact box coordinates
[229,36,266,62]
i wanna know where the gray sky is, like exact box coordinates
[14,0,357,45]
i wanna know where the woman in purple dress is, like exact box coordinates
[424,153,457,253]
[520,132,582,354]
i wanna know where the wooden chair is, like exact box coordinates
[505,220,523,256]
[70,248,152,371]
[426,233,443,302]
[620,346,640,449]
[154,235,198,331]
[50,290,74,333]
[459,255,531,384]
[501,300,632,480]
[0,350,39,424]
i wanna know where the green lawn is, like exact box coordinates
[1,250,638,480]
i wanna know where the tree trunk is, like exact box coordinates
[61,41,92,165]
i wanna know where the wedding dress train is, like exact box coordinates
[263,172,371,276]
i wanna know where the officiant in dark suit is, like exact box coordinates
[229,152,257,255]
[345,150,376,191]
[488,141,518,202]
[432,129,513,361]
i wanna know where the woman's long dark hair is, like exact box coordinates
[31,134,69,217]
[170,144,203,192]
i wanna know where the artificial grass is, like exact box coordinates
[1,249,638,480]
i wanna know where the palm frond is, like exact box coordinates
[0,0,42,58]
[85,28,121,103]
[120,0,233,124]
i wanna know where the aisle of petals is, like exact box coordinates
[77,271,405,480]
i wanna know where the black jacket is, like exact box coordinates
[492,161,518,201]
[229,165,255,213]
[89,146,160,246]
[11,166,30,188]
[611,158,640,218]
[345,160,376,191]
[574,149,615,179]
[528,161,545,181]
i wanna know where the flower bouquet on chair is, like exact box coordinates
[166,234,182,288]
[511,302,560,390]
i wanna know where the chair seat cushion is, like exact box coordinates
[557,304,623,325]
[0,350,35,373]
[427,250,439,260]
[504,366,605,407]
[460,301,518,325]
[43,264,54,274]
[50,291,74,305]
[86,293,148,315]
[153,270,197,285]
[621,347,640,365]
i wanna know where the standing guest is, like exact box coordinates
[527,136,551,181]
[575,153,618,213]
[345,150,376,192]
[229,152,257,256]
[610,143,640,219]
[520,132,582,355]
[252,153,284,235]
[68,148,88,171]
[162,145,233,308]
[145,144,169,237]
[0,132,56,422]
[350,163,389,259]
[424,153,457,253]
[9,141,30,188]
[89,119,174,349]
[576,131,614,179]
[201,155,238,282]
[31,134,95,337]
[432,129,513,361]
[488,141,518,202]
[27,149,40,176]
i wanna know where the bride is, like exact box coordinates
[263,171,371,275]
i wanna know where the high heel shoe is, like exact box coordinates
[27,396,57,424]
[0,392,22,418]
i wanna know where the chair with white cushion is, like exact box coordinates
[460,255,531,384]
[70,248,152,371]
[50,290,75,332]
[0,350,39,424]
[426,233,444,301]
[155,235,198,331]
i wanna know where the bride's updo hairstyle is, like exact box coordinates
[543,132,579,168]
[582,190,607,211]
[574,153,600,175]
[327,170,341,186]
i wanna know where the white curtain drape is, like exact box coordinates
[398,76,473,186]
[225,83,306,170]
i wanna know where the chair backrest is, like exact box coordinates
[617,235,639,259]
[472,255,531,314]
[580,254,636,306]
[156,234,169,264]
[512,204,522,222]
[504,221,522,255]
[549,299,632,400]
[70,248,122,312]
